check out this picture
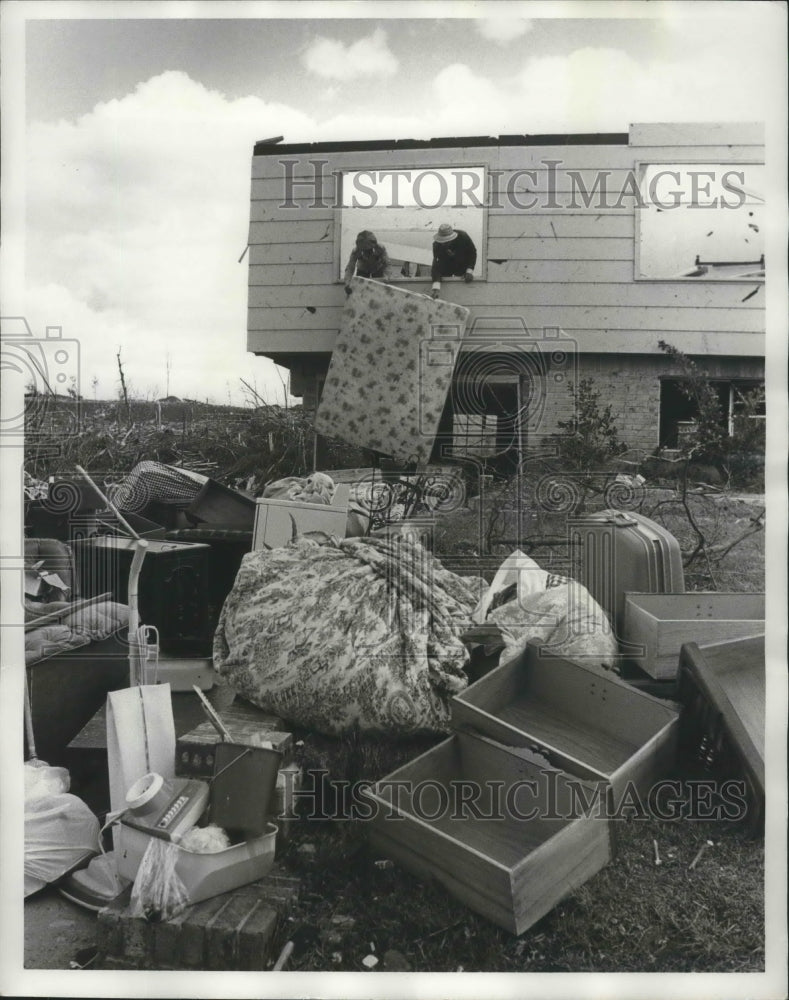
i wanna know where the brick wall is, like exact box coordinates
[531,352,764,455]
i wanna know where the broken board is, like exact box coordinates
[315,277,469,465]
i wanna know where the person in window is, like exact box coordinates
[430,224,477,298]
[344,231,389,293]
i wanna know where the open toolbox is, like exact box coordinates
[367,640,680,935]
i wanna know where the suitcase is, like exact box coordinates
[678,634,765,826]
[74,536,212,656]
[569,509,685,641]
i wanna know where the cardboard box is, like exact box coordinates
[367,730,612,936]
[451,641,679,803]
[117,822,277,904]
[252,485,351,550]
[623,592,765,679]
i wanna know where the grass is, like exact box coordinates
[261,483,765,973]
[267,738,764,973]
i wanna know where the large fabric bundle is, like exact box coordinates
[213,534,481,736]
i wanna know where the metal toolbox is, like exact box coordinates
[623,592,765,679]
[570,509,685,641]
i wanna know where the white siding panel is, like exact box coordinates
[248,242,334,265]
[248,258,639,285]
[248,304,764,334]
[248,327,764,358]
[248,280,765,311]
[249,220,335,244]
[487,237,634,260]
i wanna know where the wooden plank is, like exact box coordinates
[246,326,337,354]
[247,302,765,333]
[608,718,679,803]
[510,812,611,935]
[249,200,334,224]
[368,824,518,934]
[249,220,335,245]
[251,174,339,203]
[252,143,504,180]
[251,146,764,199]
[629,122,764,148]
[248,242,334,265]
[487,214,634,237]
[248,262,337,286]
[494,144,763,170]
[487,236,633,260]
[247,326,765,360]
[247,258,639,286]
[248,279,767,312]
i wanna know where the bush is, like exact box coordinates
[553,377,628,472]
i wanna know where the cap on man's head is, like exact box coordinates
[434,224,458,244]
[356,230,377,245]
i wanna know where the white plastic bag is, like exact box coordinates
[24,793,100,897]
[472,550,556,624]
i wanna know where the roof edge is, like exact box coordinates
[253,133,630,157]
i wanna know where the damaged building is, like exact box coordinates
[246,122,765,468]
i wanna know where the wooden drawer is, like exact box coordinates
[451,640,679,803]
[623,592,765,679]
[252,485,351,550]
[367,730,612,936]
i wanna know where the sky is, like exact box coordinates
[1,0,786,404]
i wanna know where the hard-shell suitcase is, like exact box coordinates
[569,509,685,640]
[678,633,765,826]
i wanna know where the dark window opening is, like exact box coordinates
[659,378,765,449]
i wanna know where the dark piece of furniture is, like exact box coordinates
[185,479,256,531]
[74,536,212,656]
[165,528,252,633]
[24,537,130,767]
[678,634,765,829]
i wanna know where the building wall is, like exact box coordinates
[247,122,765,365]
[535,353,765,454]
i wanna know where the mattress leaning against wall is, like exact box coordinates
[315,277,470,466]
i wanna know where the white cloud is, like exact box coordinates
[302,28,398,81]
[24,71,316,403]
[19,22,774,404]
[476,18,533,45]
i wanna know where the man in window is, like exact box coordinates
[430,224,477,298]
[344,230,389,293]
